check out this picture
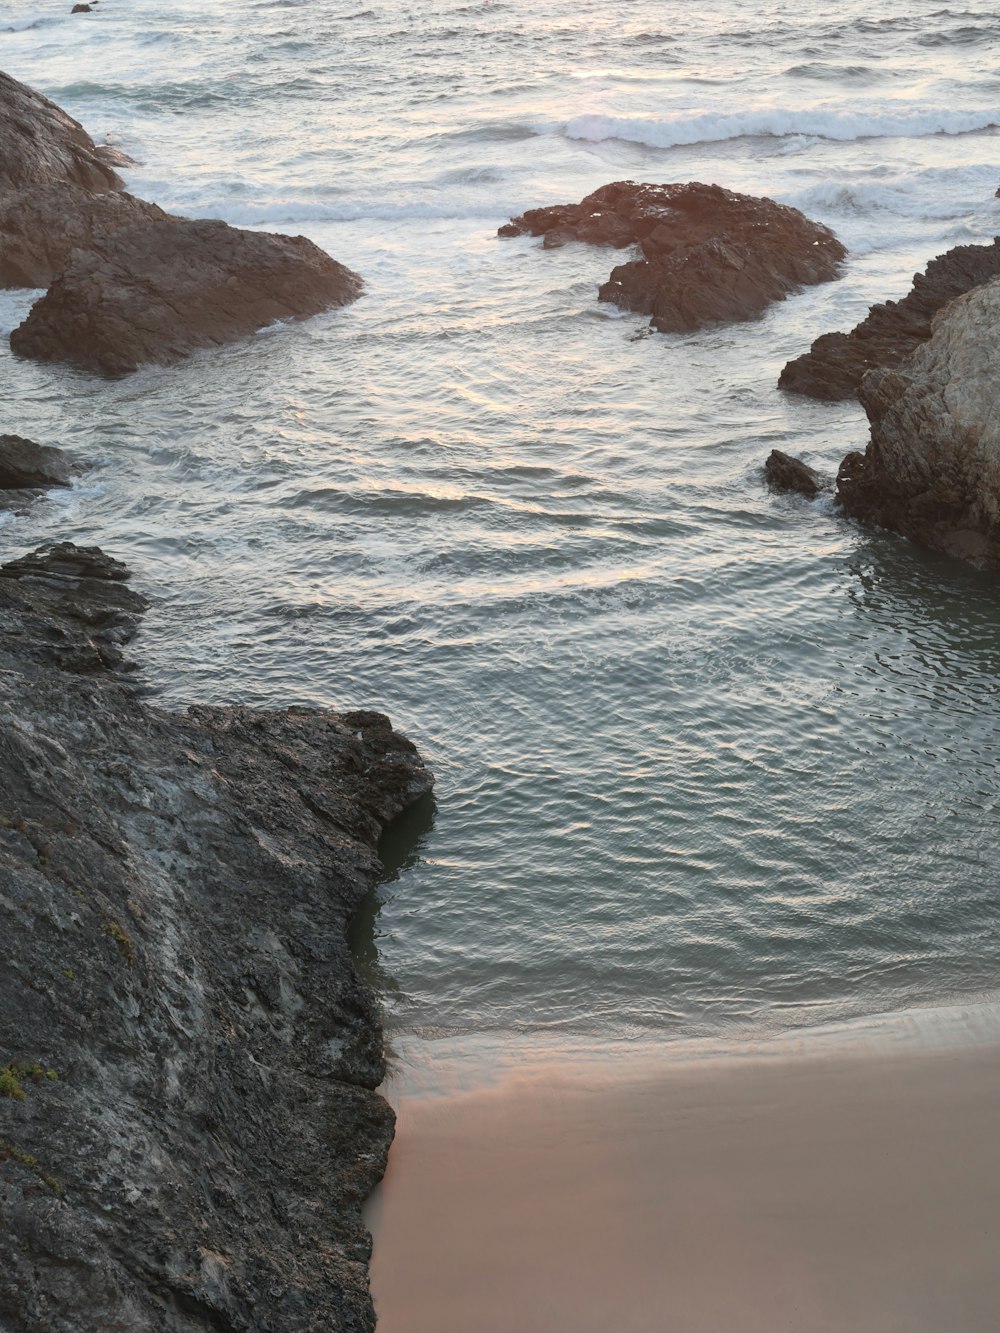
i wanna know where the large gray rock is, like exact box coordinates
[0,68,123,193]
[0,433,82,516]
[0,182,170,288]
[0,543,433,1330]
[837,276,1000,567]
[11,217,365,375]
[500,180,846,333]
[780,239,1000,401]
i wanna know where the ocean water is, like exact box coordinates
[2,0,1000,1055]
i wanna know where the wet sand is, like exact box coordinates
[367,1022,1000,1332]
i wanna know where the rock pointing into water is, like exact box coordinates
[500,180,846,333]
[11,217,365,375]
[0,542,432,1331]
[0,433,82,514]
[837,276,1000,568]
[779,239,1000,401]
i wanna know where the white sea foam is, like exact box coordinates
[559,105,1000,149]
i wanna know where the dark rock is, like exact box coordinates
[0,68,123,193]
[0,546,433,1330]
[764,449,824,499]
[500,180,846,333]
[0,182,171,288]
[71,3,93,11]
[779,238,1000,401]
[11,217,365,375]
[0,432,78,489]
[836,277,1000,568]
[0,541,149,673]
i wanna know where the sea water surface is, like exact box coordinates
[2,0,1000,1059]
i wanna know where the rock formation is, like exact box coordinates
[0,182,170,288]
[764,449,824,499]
[779,239,1000,401]
[0,69,122,193]
[11,217,364,375]
[0,433,81,513]
[0,542,432,1331]
[500,180,846,333]
[1,69,364,366]
[837,276,1000,568]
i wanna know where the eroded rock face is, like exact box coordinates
[0,182,170,288]
[11,217,365,375]
[0,544,433,1331]
[500,180,846,333]
[780,239,1000,401]
[0,68,122,193]
[837,277,1000,568]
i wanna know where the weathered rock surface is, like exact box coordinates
[779,239,1000,401]
[0,543,432,1330]
[0,69,122,193]
[500,180,846,333]
[837,276,1000,568]
[764,449,824,499]
[11,217,365,375]
[0,182,171,288]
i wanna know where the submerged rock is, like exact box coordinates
[779,239,1000,401]
[0,182,171,288]
[0,68,122,193]
[764,449,824,499]
[10,217,364,375]
[500,180,846,333]
[0,545,432,1330]
[837,276,1000,568]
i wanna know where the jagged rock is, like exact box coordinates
[0,546,433,1331]
[11,217,365,375]
[0,182,171,288]
[837,276,1000,568]
[764,449,824,498]
[0,68,123,193]
[780,239,1000,401]
[500,180,846,333]
[0,541,149,673]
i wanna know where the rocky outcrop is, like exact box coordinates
[0,433,82,513]
[0,69,122,193]
[0,183,170,288]
[779,239,1000,401]
[764,449,824,499]
[0,542,432,1330]
[11,217,364,375]
[837,276,1000,567]
[500,180,846,333]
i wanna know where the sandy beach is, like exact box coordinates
[369,1015,1000,1332]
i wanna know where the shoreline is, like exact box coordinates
[368,999,1000,1332]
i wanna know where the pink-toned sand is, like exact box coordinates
[368,1036,1000,1332]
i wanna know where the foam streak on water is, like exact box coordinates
[2,0,1000,1051]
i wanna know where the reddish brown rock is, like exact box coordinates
[0,68,122,193]
[0,182,171,287]
[500,180,846,333]
[11,217,364,376]
[779,239,1000,401]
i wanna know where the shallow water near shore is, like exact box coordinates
[3,0,1000,1322]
